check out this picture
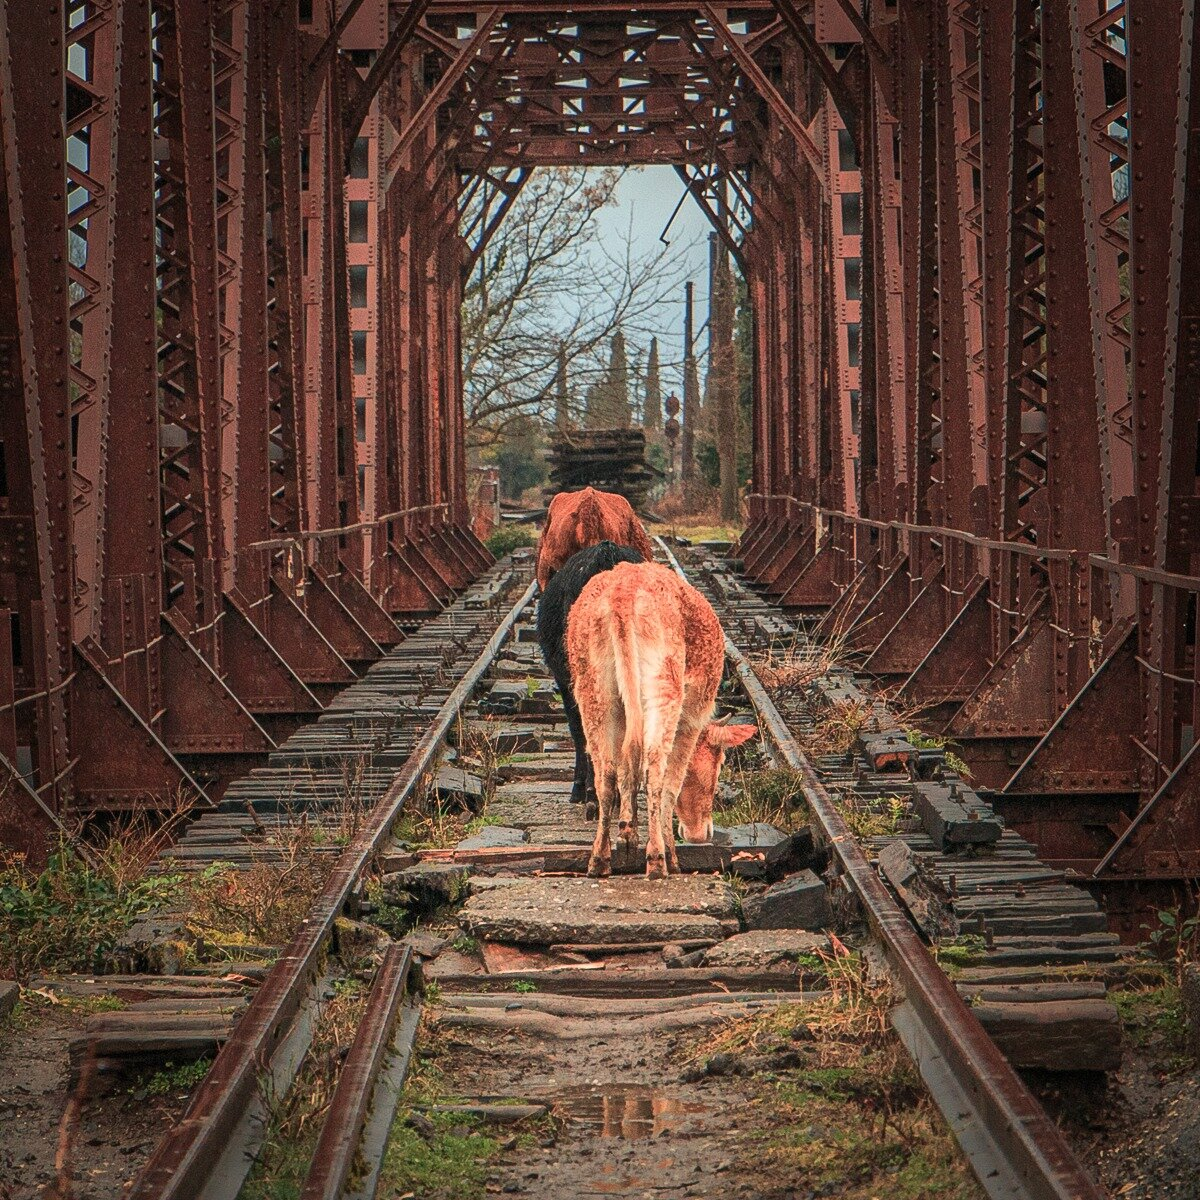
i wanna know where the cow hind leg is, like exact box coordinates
[588,761,618,877]
[657,716,707,875]
[644,745,671,878]
[641,668,684,879]
[561,688,590,808]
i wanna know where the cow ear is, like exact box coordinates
[706,723,758,749]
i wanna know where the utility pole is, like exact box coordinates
[554,342,569,432]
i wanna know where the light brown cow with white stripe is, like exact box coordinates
[566,560,757,878]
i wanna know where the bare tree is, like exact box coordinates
[460,167,693,451]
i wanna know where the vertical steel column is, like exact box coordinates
[1128,0,1195,787]
[0,0,73,809]
[155,0,226,650]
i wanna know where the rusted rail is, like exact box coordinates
[658,538,1107,1200]
[299,944,416,1200]
[128,578,536,1200]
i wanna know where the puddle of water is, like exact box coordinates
[546,1084,711,1140]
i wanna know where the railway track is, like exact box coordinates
[109,544,1118,1200]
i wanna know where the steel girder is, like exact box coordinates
[0,0,485,849]
[5,0,1199,889]
[738,0,1200,885]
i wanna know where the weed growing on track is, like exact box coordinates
[906,728,974,779]
[1112,979,1190,1073]
[691,963,983,1199]
[382,1113,498,1199]
[933,934,987,975]
[241,978,366,1200]
[717,766,811,831]
[835,793,908,839]
[378,1010,548,1200]
[134,1057,213,1099]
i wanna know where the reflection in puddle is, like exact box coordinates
[548,1084,710,1140]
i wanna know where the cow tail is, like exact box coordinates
[611,607,645,790]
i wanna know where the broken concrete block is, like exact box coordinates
[433,767,485,805]
[713,822,788,849]
[741,869,832,931]
[702,929,829,970]
[385,862,471,908]
[764,828,820,880]
[403,931,450,960]
[455,825,529,852]
[113,916,203,975]
[911,780,1002,849]
[0,980,18,1020]
[458,875,741,947]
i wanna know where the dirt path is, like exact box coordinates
[0,998,193,1200]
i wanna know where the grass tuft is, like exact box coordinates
[717,767,810,832]
[691,973,983,1199]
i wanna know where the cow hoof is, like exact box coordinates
[585,802,599,821]
[645,856,667,880]
[617,822,639,849]
[587,856,611,878]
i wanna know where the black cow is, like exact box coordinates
[536,540,647,815]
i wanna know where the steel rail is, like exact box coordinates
[657,539,1107,1200]
[299,944,415,1200]
[129,577,537,1200]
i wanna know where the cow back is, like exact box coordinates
[535,487,654,589]
[536,540,645,685]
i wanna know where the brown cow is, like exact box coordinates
[535,487,654,590]
[566,561,757,878]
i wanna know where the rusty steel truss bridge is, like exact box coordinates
[1,0,1199,908]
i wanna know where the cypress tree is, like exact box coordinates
[644,336,662,433]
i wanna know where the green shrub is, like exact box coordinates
[1,844,184,981]
[485,522,538,557]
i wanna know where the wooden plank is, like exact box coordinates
[970,999,1122,1072]
[955,982,1108,1003]
[424,966,811,998]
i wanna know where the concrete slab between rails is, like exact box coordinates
[457,875,742,947]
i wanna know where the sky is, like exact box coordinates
[589,166,716,401]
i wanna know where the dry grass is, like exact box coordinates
[184,824,333,951]
[183,774,373,952]
[241,977,367,1200]
[800,698,877,757]
[751,631,861,700]
[692,961,983,1199]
